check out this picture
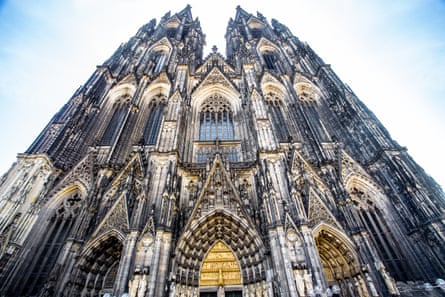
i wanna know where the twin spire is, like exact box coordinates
[154,4,274,55]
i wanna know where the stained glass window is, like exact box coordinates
[199,95,234,141]
[265,93,289,142]
[101,97,129,146]
[143,100,165,145]
[263,52,277,70]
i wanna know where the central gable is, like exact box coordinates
[195,52,236,76]
[191,67,240,113]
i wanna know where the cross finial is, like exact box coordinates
[212,45,218,53]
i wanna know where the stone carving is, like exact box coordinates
[94,194,129,237]
[200,68,232,88]
[295,82,319,102]
[376,261,400,296]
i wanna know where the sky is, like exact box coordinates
[0,0,444,187]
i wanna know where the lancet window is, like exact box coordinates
[199,94,234,141]
[100,95,130,146]
[14,190,83,296]
[263,51,278,71]
[265,92,289,142]
[143,98,165,145]
[359,206,407,281]
[153,50,167,73]
[348,185,409,281]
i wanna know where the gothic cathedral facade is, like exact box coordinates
[0,6,444,297]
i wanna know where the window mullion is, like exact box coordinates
[211,112,216,140]
[206,112,211,140]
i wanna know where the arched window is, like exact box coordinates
[13,190,82,296]
[265,92,289,142]
[263,51,278,70]
[153,51,167,73]
[100,95,130,146]
[358,206,408,281]
[143,100,165,145]
[199,94,234,141]
[347,184,410,281]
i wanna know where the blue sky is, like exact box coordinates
[0,0,444,187]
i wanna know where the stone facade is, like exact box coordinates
[0,5,444,297]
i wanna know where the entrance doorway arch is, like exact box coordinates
[67,231,124,296]
[313,224,367,297]
[199,240,242,297]
[173,210,267,297]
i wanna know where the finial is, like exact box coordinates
[212,45,218,53]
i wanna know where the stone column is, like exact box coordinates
[277,227,299,297]
[300,225,327,293]
[154,232,172,297]
[114,231,139,296]
[268,227,297,297]
[147,230,163,297]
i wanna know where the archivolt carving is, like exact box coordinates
[313,224,361,281]
[175,210,266,286]
[74,231,124,289]
[295,82,319,103]
[344,171,386,210]
[106,83,136,106]
[260,73,285,94]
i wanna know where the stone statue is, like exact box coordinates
[376,261,400,296]
[137,274,147,297]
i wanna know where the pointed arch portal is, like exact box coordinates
[174,210,266,297]
[313,225,365,297]
[70,233,124,297]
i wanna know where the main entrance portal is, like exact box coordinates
[199,241,242,297]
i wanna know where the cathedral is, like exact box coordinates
[1,5,444,297]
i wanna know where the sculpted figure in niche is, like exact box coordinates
[375,261,400,296]
[293,270,306,297]
[137,274,148,297]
